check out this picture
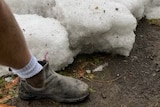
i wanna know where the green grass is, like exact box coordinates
[148,19,160,26]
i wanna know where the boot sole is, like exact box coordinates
[20,92,89,103]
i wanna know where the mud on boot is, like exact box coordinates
[18,60,89,103]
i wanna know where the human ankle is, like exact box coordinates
[12,55,43,79]
[26,70,44,88]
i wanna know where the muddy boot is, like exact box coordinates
[18,60,89,103]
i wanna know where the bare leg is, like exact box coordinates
[0,0,43,88]
[0,0,31,69]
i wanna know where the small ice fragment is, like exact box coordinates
[93,63,108,72]
[5,77,12,82]
[86,70,91,74]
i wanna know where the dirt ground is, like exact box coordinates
[7,19,160,107]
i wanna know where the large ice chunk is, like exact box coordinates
[54,0,137,56]
[5,0,138,56]
[15,14,74,71]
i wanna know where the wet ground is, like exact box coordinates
[7,19,160,107]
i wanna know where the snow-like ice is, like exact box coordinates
[15,14,74,71]
[145,0,160,19]
[5,0,56,17]
[0,0,160,76]
[54,0,137,56]
[6,0,159,19]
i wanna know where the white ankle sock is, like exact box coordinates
[12,55,43,79]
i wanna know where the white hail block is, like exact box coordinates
[15,14,74,71]
[54,0,137,56]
